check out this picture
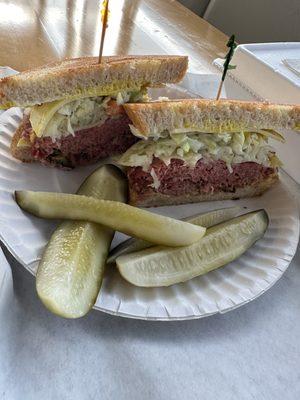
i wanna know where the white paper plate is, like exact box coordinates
[0,107,299,320]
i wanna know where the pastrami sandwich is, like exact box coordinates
[0,55,188,168]
[118,99,300,207]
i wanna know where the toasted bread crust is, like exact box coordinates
[124,99,300,137]
[128,173,279,207]
[0,55,188,108]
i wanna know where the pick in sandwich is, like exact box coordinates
[0,55,188,168]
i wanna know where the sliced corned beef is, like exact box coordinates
[20,115,137,168]
[127,158,276,198]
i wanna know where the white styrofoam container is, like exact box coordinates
[230,43,300,103]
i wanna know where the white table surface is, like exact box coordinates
[0,175,299,400]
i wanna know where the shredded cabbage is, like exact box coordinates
[150,169,161,189]
[119,131,278,172]
[43,89,147,139]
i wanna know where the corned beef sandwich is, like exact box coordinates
[118,99,300,207]
[0,55,188,168]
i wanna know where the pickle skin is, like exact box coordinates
[37,221,113,318]
[35,164,127,318]
[15,191,206,247]
[116,210,269,287]
[107,206,245,264]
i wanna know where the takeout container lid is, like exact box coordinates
[230,43,300,104]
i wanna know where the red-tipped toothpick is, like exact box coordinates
[98,0,110,64]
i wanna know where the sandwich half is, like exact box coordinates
[118,99,300,207]
[1,55,188,168]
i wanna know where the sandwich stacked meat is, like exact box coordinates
[118,99,300,206]
[0,56,188,168]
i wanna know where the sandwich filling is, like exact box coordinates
[29,90,147,139]
[118,129,282,200]
[16,90,147,167]
[119,131,281,173]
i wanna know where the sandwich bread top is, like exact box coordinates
[0,55,188,109]
[124,99,300,138]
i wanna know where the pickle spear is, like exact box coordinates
[15,192,206,247]
[107,206,245,264]
[117,210,269,287]
[36,165,127,318]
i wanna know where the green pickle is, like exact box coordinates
[107,206,245,264]
[36,165,127,318]
[15,192,206,247]
[117,210,269,287]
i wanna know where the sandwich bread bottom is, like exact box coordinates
[11,114,138,168]
[127,158,279,207]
